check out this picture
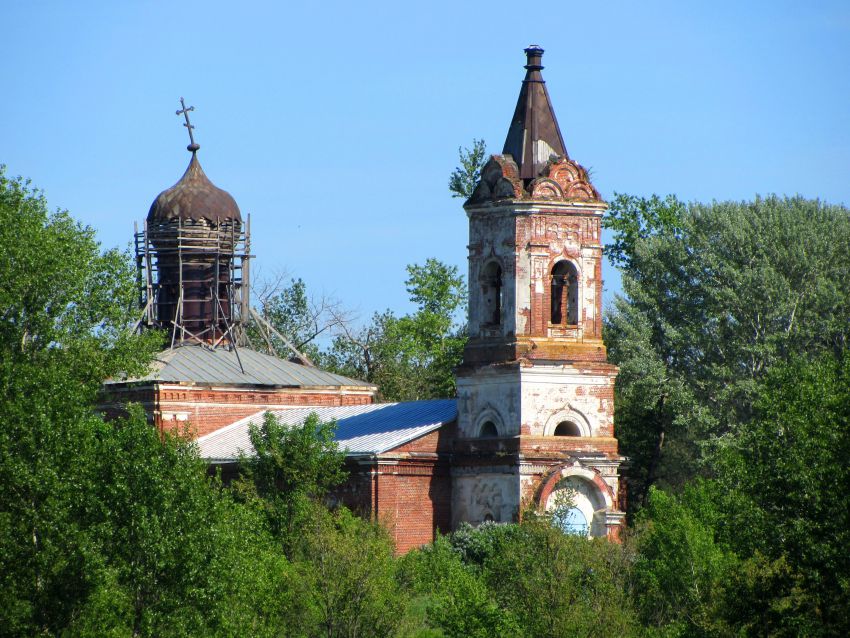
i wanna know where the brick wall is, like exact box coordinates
[101,382,374,438]
[333,427,456,554]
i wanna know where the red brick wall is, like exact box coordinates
[101,382,374,438]
[375,465,452,554]
[334,427,455,554]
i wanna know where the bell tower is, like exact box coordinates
[453,46,624,538]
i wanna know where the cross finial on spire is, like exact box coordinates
[176,97,200,153]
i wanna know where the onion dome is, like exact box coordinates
[147,152,242,224]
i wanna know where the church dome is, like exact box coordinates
[147,153,242,224]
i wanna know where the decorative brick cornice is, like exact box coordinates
[466,154,602,206]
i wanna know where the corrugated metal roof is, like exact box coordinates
[196,399,458,461]
[106,344,375,389]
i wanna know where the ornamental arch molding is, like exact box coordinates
[534,463,615,538]
[474,405,506,438]
[543,406,592,437]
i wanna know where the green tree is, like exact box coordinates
[236,412,347,555]
[604,194,850,508]
[324,258,467,401]
[293,506,405,638]
[0,167,159,634]
[630,352,850,637]
[0,167,282,636]
[480,522,640,638]
[402,522,640,638]
[71,410,286,637]
[709,352,850,636]
[250,276,350,364]
[448,139,488,199]
[631,484,739,637]
[400,534,518,638]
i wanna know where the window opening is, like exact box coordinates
[480,421,498,438]
[553,506,588,535]
[550,261,578,325]
[481,261,503,325]
[554,421,581,437]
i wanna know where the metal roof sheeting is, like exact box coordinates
[196,399,458,461]
[106,344,375,388]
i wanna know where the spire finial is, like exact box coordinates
[524,45,544,72]
[176,97,200,153]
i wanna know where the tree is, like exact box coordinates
[0,167,160,634]
[324,258,467,401]
[400,533,518,638]
[70,410,286,637]
[604,194,850,508]
[709,352,850,636]
[293,506,405,638]
[249,273,351,364]
[631,484,739,637]
[448,139,487,199]
[0,168,281,637]
[479,522,640,638]
[236,412,347,555]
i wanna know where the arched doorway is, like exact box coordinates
[537,466,615,538]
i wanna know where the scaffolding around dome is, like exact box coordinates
[134,214,252,349]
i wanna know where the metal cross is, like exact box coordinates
[176,97,200,151]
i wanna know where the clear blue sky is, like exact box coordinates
[2,1,848,325]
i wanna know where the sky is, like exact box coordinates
[2,1,849,327]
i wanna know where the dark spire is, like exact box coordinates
[502,46,568,180]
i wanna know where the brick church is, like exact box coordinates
[103,46,625,553]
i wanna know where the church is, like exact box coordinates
[102,46,625,553]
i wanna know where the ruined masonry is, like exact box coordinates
[102,47,625,553]
[454,46,624,538]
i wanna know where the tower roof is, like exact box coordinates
[147,152,242,224]
[502,45,568,180]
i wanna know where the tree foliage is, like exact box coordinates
[323,258,467,401]
[0,168,283,636]
[712,352,850,635]
[236,412,347,555]
[448,139,488,199]
[249,275,350,364]
[604,194,850,507]
[630,350,850,637]
[401,521,641,638]
[293,506,405,638]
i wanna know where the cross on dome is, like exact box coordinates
[176,97,200,153]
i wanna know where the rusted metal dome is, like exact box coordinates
[147,153,242,224]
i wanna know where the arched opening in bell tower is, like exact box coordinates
[479,421,499,438]
[550,261,578,325]
[481,261,503,326]
[554,421,581,437]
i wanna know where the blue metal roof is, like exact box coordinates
[196,399,458,460]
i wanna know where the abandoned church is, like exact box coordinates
[101,46,626,553]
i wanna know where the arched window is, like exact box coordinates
[481,261,503,326]
[554,421,581,437]
[550,261,578,325]
[480,421,499,438]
